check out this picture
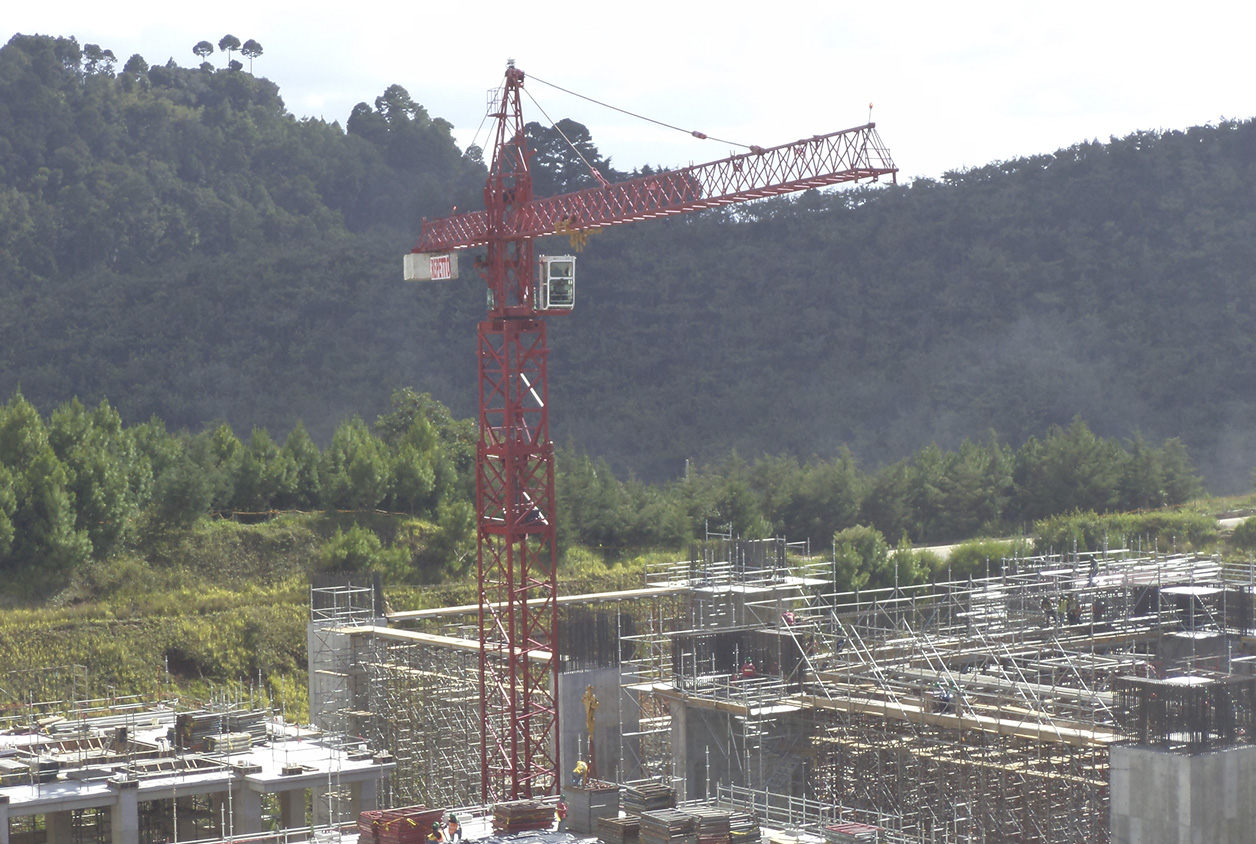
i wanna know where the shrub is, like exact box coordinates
[1034,510,1217,554]
[942,537,1032,580]
[1231,517,1256,551]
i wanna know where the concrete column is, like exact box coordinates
[206,795,225,839]
[350,778,378,818]
[231,785,263,835]
[174,797,198,843]
[0,794,10,844]
[312,786,329,827]
[669,698,688,801]
[45,810,74,844]
[111,779,139,844]
[279,788,307,835]
[1111,743,1256,844]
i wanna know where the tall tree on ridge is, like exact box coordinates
[192,40,214,70]
[241,39,263,74]
[217,34,241,68]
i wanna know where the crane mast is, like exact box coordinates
[475,62,558,803]
[407,63,897,804]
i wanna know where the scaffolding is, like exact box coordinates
[619,590,684,787]
[361,626,481,808]
[308,578,379,830]
[602,547,1254,843]
[329,544,1256,844]
[670,550,1252,843]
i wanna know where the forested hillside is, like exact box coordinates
[2,33,1255,494]
[0,386,1209,595]
[557,126,1256,490]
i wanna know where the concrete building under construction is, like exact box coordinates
[310,538,1256,844]
[0,692,392,844]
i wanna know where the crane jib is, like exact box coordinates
[414,123,896,253]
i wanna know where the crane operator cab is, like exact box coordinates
[536,255,575,311]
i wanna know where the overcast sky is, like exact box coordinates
[8,2,1254,182]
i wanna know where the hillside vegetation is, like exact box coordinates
[2,33,1256,709]
[0,383,1252,711]
[1,34,1254,493]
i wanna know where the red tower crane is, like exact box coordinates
[406,61,896,803]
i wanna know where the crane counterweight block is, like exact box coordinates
[403,251,459,281]
[414,122,897,253]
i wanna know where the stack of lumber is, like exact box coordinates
[639,808,697,844]
[822,822,881,844]
[205,732,252,753]
[597,815,641,844]
[686,809,731,844]
[727,811,760,844]
[223,710,270,742]
[0,759,28,786]
[173,713,220,750]
[492,799,555,834]
[621,783,676,816]
[173,710,268,751]
[358,806,446,844]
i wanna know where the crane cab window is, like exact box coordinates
[538,255,575,311]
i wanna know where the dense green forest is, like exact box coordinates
[2,32,1255,500]
[0,380,1245,704]
[0,385,1211,595]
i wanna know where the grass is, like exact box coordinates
[0,510,670,722]
[3,494,1252,721]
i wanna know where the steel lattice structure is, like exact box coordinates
[333,547,1255,842]
[409,62,897,803]
[417,123,896,251]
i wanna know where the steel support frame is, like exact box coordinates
[477,317,559,801]
[475,63,559,802]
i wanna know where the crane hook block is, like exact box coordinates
[404,251,459,282]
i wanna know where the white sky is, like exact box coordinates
[8,2,1255,182]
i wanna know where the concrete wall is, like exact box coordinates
[559,667,625,786]
[674,706,733,803]
[1159,632,1229,668]
[1111,743,1256,844]
[670,702,808,803]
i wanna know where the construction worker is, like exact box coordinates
[1067,595,1081,625]
[446,815,461,843]
[572,759,588,786]
[427,822,445,843]
[556,799,569,832]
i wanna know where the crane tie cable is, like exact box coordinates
[521,88,610,187]
[528,73,754,152]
